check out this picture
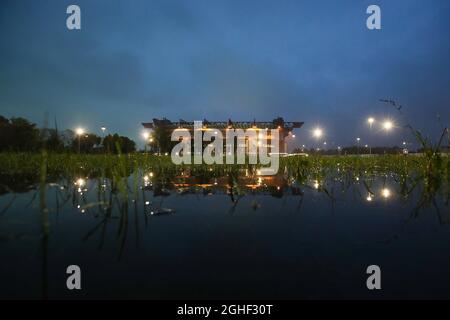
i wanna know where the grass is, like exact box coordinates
[0,152,446,219]
[0,152,448,179]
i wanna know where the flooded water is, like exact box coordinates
[1,170,449,299]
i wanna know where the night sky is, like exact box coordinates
[1,0,449,150]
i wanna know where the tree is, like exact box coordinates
[41,128,64,152]
[102,134,136,154]
[0,116,41,152]
[0,116,10,151]
[71,133,101,153]
[151,125,174,154]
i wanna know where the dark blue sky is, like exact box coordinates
[1,0,449,149]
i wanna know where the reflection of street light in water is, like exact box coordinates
[76,178,85,187]
[313,180,319,189]
[381,188,391,199]
[75,178,86,194]
[143,172,153,186]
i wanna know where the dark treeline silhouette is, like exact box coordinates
[103,134,136,154]
[0,116,41,152]
[0,115,136,153]
[148,124,174,154]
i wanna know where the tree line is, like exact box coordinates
[292,146,413,155]
[0,115,136,153]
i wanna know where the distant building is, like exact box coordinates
[142,117,303,154]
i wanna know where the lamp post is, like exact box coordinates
[100,126,106,149]
[402,141,409,154]
[75,128,85,154]
[142,132,150,152]
[313,127,323,152]
[356,137,361,155]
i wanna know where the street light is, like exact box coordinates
[382,120,393,131]
[142,132,150,152]
[76,127,84,136]
[75,127,85,154]
[313,128,323,138]
[364,144,372,155]
[312,127,324,151]
[100,126,107,147]
[402,141,409,154]
[356,137,361,155]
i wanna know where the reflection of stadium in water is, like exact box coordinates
[1,166,450,299]
[145,173,301,199]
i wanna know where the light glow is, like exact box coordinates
[75,128,85,136]
[313,128,323,139]
[381,188,391,198]
[382,120,393,131]
[76,178,85,187]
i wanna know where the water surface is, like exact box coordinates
[0,170,449,299]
